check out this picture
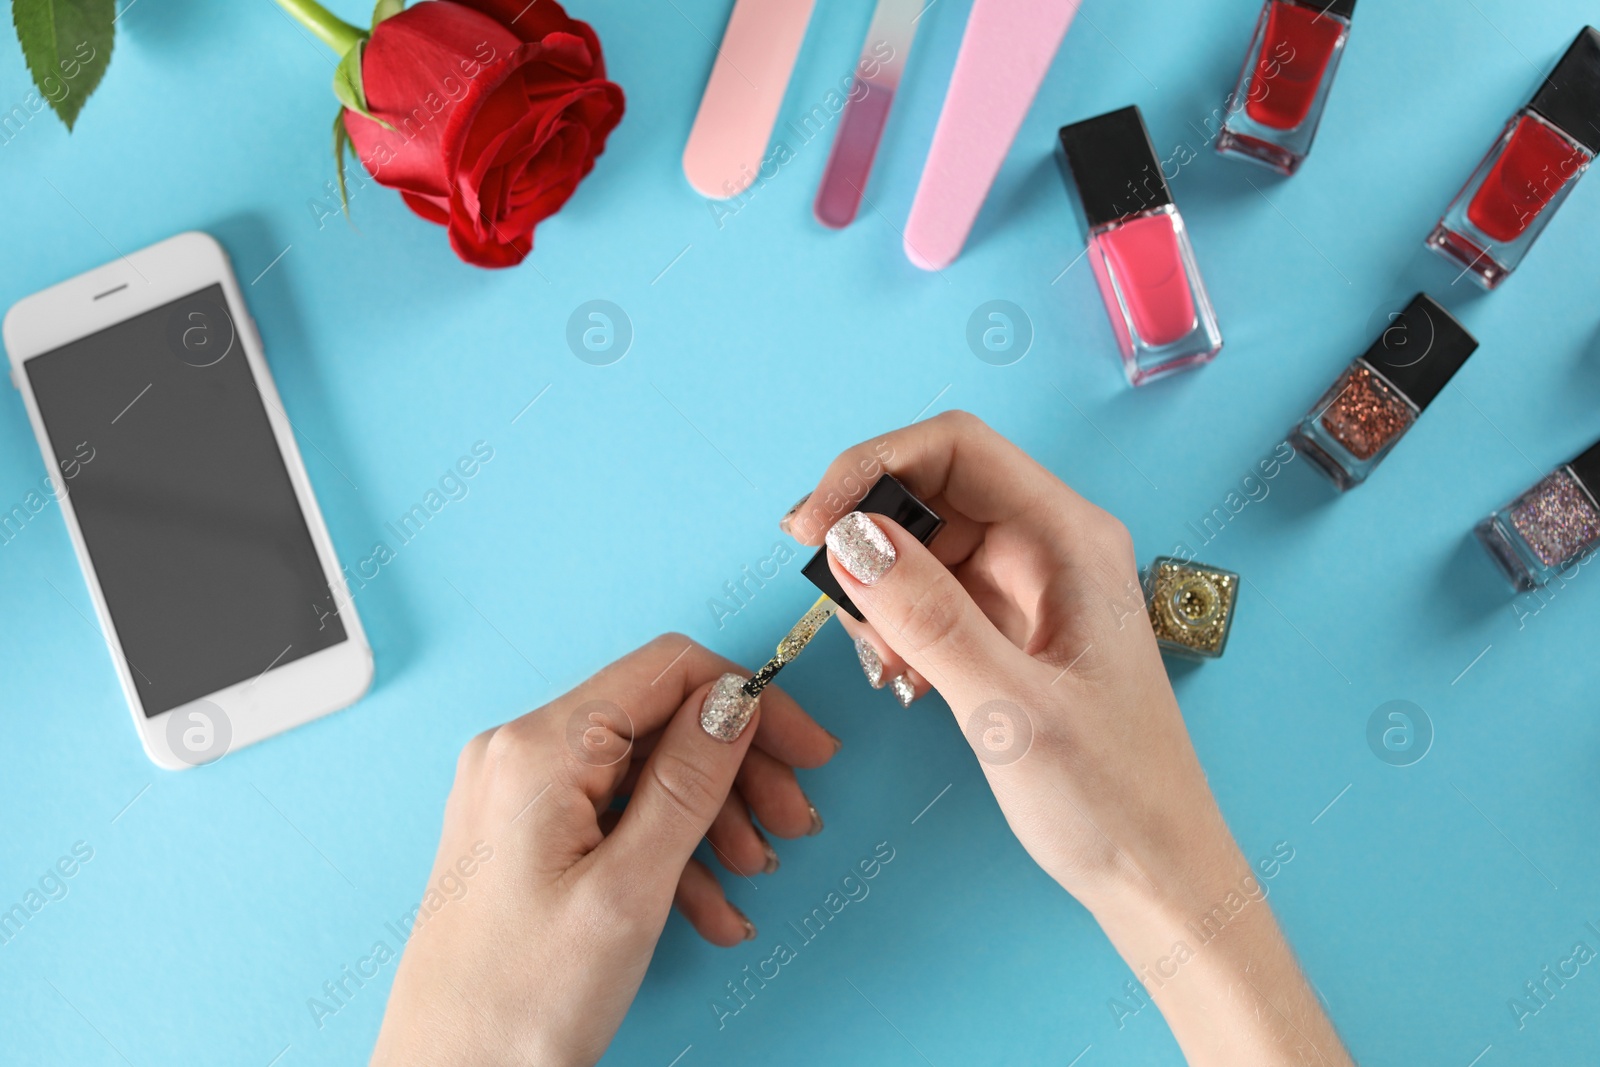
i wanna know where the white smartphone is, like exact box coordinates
[4,231,373,769]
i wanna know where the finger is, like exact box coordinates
[783,411,1091,549]
[749,685,840,770]
[836,612,904,694]
[706,793,779,876]
[509,634,814,816]
[826,511,1028,711]
[735,746,823,839]
[836,614,927,707]
[673,858,757,947]
[888,666,929,709]
[597,674,762,894]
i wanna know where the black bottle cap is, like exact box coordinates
[1529,27,1600,155]
[1056,105,1173,230]
[1293,0,1357,20]
[802,474,944,621]
[1359,294,1478,411]
[1567,436,1600,497]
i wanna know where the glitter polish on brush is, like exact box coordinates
[1057,106,1223,387]
[1288,294,1478,491]
[1215,0,1355,175]
[1427,27,1600,289]
[1476,437,1600,590]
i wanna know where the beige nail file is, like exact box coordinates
[683,0,818,199]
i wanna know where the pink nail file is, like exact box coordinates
[683,0,818,199]
[903,0,1083,270]
[813,0,925,229]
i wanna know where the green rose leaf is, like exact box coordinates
[332,109,357,220]
[12,0,116,132]
[331,38,393,130]
[372,0,404,26]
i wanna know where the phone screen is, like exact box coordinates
[24,284,347,716]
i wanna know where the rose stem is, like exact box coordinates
[273,0,366,55]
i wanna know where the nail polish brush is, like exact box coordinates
[741,474,945,697]
[743,595,839,697]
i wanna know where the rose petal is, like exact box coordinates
[449,0,605,76]
[345,3,525,198]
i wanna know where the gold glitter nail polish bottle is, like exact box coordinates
[1143,557,1240,660]
[1289,294,1478,491]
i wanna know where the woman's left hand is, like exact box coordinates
[370,634,838,1066]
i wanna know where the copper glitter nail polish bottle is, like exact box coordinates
[1289,294,1478,491]
[1143,557,1239,659]
[1476,437,1600,590]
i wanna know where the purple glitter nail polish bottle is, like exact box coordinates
[1476,437,1600,590]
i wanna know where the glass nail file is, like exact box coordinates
[743,595,839,697]
[903,0,1084,269]
[683,0,817,199]
[813,0,926,228]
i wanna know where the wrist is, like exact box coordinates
[1075,832,1350,1067]
[1073,796,1249,933]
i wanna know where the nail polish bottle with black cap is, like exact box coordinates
[1428,27,1600,289]
[803,474,942,620]
[1216,0,1357,175]
[1057,105,1223,387]
[1289,294,1479,491]
[1477,437,1600,590]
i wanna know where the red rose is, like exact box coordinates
[344,0,624,268]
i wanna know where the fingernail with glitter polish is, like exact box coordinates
[854,637,885,688]
[890,675,915,708]
[779,493,811,537]
[807,804,824,836]
[826,512,897,585]
[701,673,759,743]
[730,904,757,941]
[1288,294,1477,491]
[756,831,780,874]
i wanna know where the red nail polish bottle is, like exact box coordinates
[1056,106,1223,387]
[1216,0,1356,175]
[1428,27,1600,289]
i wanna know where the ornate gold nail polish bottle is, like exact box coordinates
[1143,557,1240,660]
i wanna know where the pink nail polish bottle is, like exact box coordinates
[1057,106,1223,386]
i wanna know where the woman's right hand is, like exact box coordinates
[783,410,1224,902]
[783,411,1351,1067]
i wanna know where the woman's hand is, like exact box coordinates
[785,411,1351,1067]
[370,635,837,1066]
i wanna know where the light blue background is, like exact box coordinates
[3,0,1599,1063]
